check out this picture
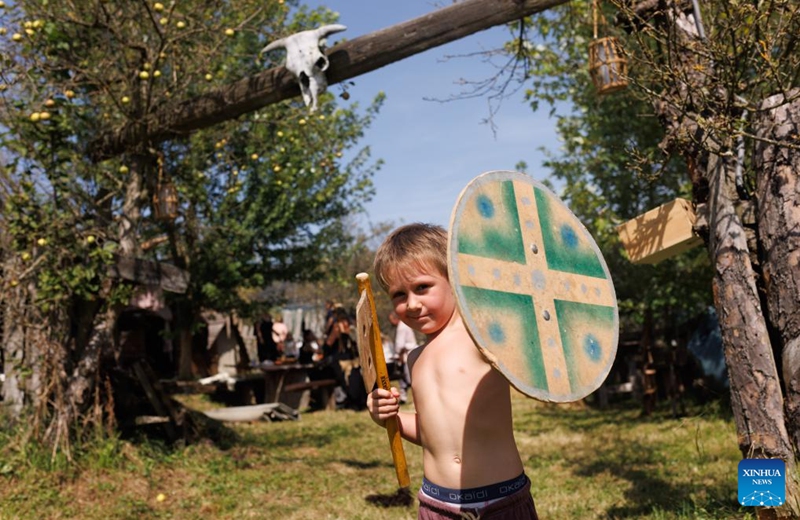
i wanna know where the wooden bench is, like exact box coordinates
[282,379,338,411]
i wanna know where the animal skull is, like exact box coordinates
[261,24,347,112]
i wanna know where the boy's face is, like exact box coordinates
[386,262,456,337]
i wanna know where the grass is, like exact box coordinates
[0,393,754,520]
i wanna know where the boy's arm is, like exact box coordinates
[395,411,420,445]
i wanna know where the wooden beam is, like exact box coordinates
[88,0,570,161]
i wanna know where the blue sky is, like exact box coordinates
[303,1,565,228]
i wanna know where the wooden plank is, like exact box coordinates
[617,198,704,264]
[133,361,178,440]
[87,0,569,161]
[108,255,189,293]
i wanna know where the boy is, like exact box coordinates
[367,223,538,519]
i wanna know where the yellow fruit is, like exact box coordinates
[24,21,32,29]
[204,73,212,81]
[143,63,151,70]
[298,118,306,125]
[121,96,130,104]
[273,165,281,173]
[39,111,51,120]
[86,236,95,244]
[0,28,6,35]
[139,71,149,79]
[176,21,185,29]
[154,2,164,11]
[277,131,284,137]
[32,20,43,29]
[65,90,75,99]
[30,112,40,122]
[44,99,55,107]
[225,28,235,37]
[119,165,129,174]
[153,70,161,78]
[250,153,259,160]
[10,280,18,287]
[159,17,168,26]
[156,493,166,502]
[37,238,47,246]
[12,33,22,41]
[0,2,6,9]
[21,252,31,261]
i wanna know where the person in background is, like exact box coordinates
[255,313,279,363]
[298,329,321,365]
[389,310,418,404]
[283,331,298,359]
[382,331,398,384]
[272,314,289,359]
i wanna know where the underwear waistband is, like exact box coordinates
[421,472,528,504]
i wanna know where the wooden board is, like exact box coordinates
[616,198,703,264]
[448,171,619,402]
[108,255,189,293]
[355,290,378,392]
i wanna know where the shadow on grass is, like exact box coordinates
[340,458,384,469]
[522,400,731,436]
[574,438,740,518]
[365,487,414,508]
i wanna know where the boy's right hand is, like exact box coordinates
[367,387,401,427]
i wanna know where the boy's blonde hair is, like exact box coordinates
[373,223,448,292]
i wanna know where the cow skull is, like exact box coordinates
[261,24,347,112]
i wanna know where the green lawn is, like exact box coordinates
[0,393,754,519]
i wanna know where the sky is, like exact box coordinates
[302,0,566,229]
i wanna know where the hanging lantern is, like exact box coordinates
[589,0,628,95]
[153,153,179,221]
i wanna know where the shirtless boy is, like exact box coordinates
[367,223,538,519]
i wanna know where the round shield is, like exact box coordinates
[448,171,618,402]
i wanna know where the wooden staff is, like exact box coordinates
[355,272,410,489]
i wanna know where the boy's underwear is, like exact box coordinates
[418,473,538,519]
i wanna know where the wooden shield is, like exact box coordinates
[448,171,618,402]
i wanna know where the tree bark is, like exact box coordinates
[754,90,800,453]
[707,153,794,459]
[2,281,31,420]
[706,152,800,518]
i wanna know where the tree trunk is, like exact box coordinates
[706,152,799,517]
[754,90,800,453]
[1,252,44,424]
[2,281,33,420]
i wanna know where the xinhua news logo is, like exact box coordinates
[738,459,785,507]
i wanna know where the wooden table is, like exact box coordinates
[260,362,316,406]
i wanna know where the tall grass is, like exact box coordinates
[0,394,755,519]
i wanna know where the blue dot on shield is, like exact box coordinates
[584,334,602,362]
[476,194,495,219]
[560,224,578,249]
[489,322,505,344]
